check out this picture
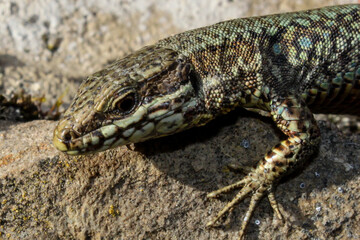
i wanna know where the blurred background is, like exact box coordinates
[0,0,358,110]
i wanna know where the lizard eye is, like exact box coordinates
[111,90,138,116]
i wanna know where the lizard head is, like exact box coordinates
[53,45,211,155]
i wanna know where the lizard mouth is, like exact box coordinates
[53,121,92,155]
[53,125,80,154]
[53,118,131,155]
[53,106,194,155]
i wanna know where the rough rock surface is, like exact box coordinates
[0,0,359,239]
[0,111,359,240]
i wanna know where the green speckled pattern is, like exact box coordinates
[158,4,360,115]
[53,5,360,239]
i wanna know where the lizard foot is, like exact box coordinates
[206,170,283,239]
[207,96,319,238]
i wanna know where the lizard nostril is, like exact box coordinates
[60,128,79,143]
[63,131,72,142]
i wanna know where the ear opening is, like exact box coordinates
[188,66,204,99]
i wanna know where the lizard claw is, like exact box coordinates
[207,172,283,238]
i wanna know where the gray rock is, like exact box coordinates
[0,0,359,239]
[0,112,359,239]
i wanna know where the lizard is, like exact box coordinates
[53,4,360,239]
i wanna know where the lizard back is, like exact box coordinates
[158,4,360,116]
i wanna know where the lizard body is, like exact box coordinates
[53,5,360,238]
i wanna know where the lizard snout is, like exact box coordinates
[53,120,82,154]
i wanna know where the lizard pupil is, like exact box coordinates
[117,93,136,113]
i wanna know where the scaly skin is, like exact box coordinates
[53,5,360,239]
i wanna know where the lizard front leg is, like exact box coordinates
[207,94,321,239]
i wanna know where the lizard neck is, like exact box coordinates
[157,18,271,115]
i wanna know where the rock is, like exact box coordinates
[0,110,359,239]
[0,1,359,239]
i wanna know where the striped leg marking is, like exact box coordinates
[207,95,320,239]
